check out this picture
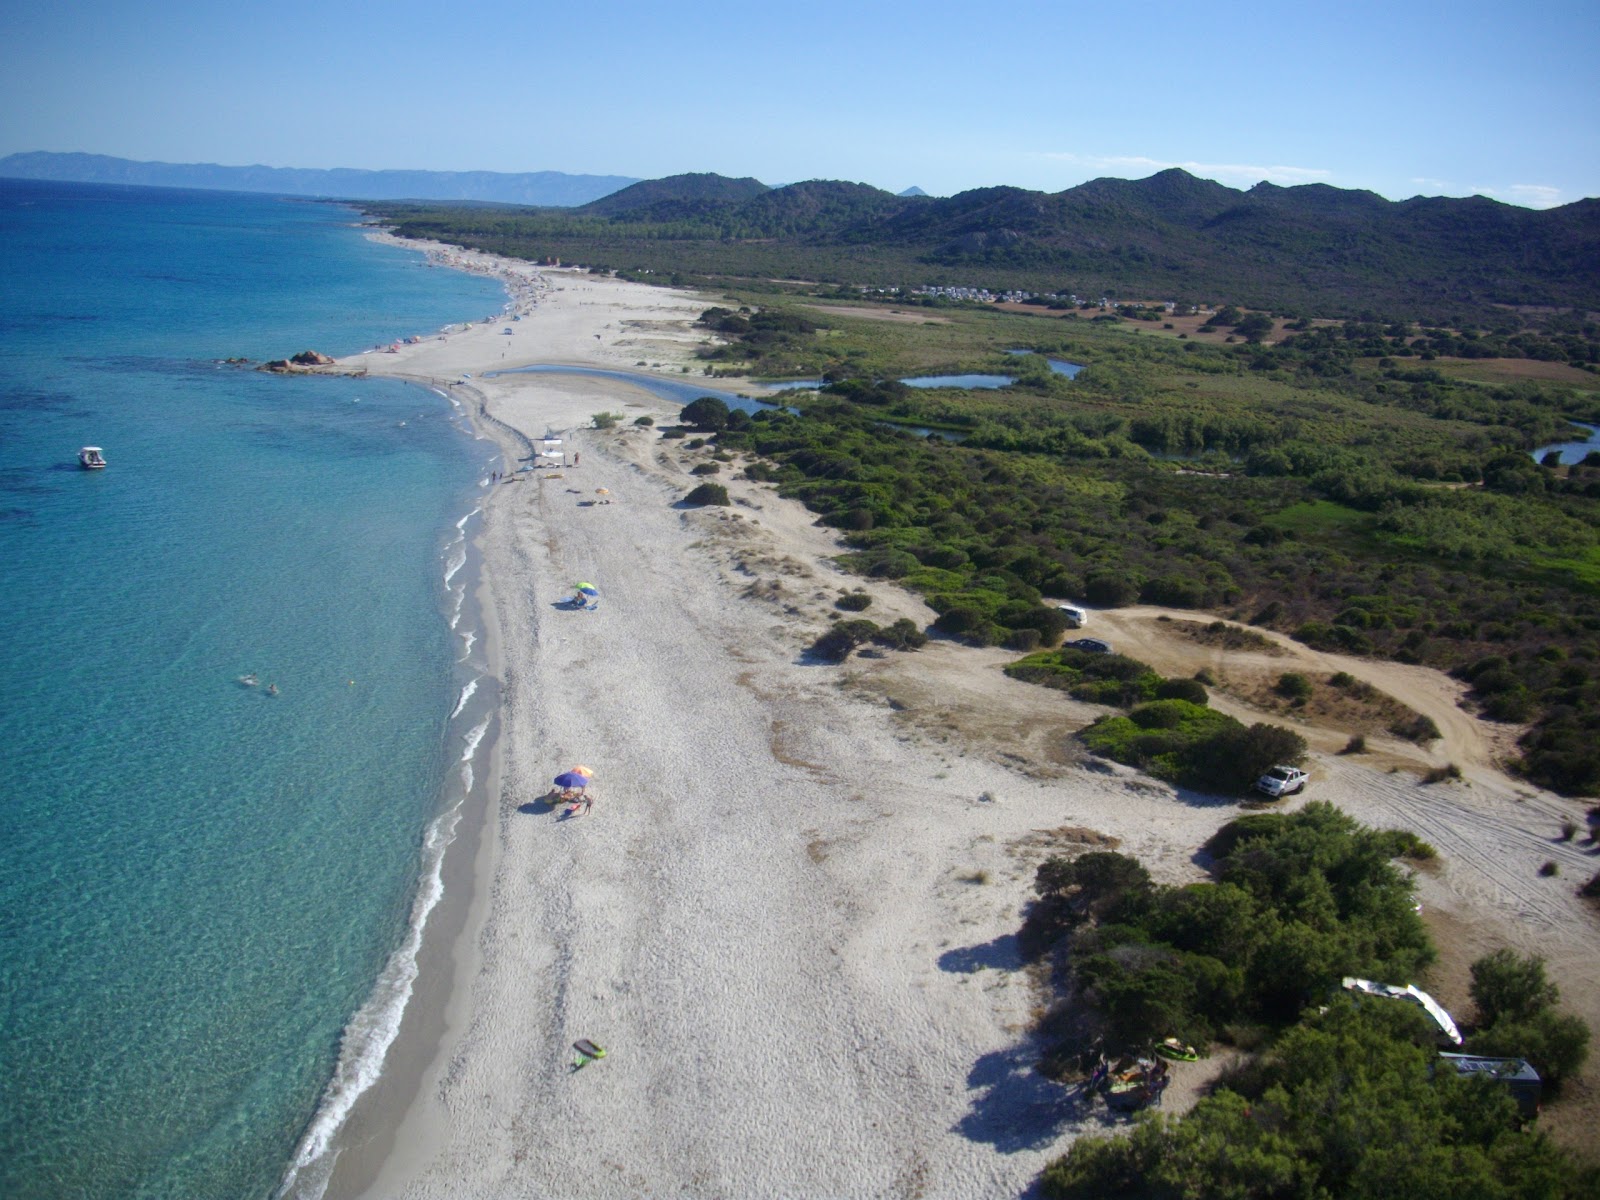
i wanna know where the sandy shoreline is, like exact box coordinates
[292,242,1597,1197]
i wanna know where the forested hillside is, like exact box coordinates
[369,169,1600,322]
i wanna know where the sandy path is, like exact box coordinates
[307,257,1598,1196]
[1086,605,1512,776]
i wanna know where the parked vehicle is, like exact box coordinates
[1066,637,1113,654]
[1255,764,1308,797]
[1057,604,1087,628]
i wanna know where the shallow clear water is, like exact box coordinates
[0,180,506,1200]
[486,363,783,416]
[1004,349,1084,378]
[900,373,1014,389]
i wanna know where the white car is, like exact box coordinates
[1057,604,1087,628]
[1255,765,1308,797]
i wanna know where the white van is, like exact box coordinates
[1057,604,1087,628]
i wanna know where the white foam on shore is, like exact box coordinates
[461,715,490,763]
[455,507,480,531]
[448,582,465,630]
[450,677,478,720]
[459,629,477,661]
[442,546,467,587]
[276,794,465,1200]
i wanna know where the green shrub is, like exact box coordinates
[1390,714,1441,743]
[808,618,879,663]
[680,396,730,430]
[1276,672,1314,701]
[690,462,721,476]
[683,482,730,506]
[834,591,872,612]
[1466,1010,1591,1091]
[1084,570,1140,607]
[1006,627,1043,651]
[871,618,928,651]
[1040,1000,1595,1199]
[1155,677,1209,705]
[590,410,623,429]
[632,414,654,426]
[1342,733,1368,754]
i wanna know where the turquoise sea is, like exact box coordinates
[0,179,508,1199]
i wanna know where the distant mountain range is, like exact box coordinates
[489,170,1595,319]
[0,151,639,206]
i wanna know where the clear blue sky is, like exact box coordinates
[3,0,1596,207]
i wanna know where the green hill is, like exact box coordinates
[370,168,1600,321]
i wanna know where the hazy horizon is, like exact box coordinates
[2,1,1595,210]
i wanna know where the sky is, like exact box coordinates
[2,0,1596,208]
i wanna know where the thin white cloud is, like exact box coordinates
[1506,184,1564,209]
[1040,152,1332,187]
[1416,177,1571,210]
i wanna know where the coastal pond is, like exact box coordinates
[1530,421,1600,464]
[1005,349,1084,378]
[484,364,783,417]
[757,374,1019,390]
[757,355,1082,393]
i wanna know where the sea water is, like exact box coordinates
[0,179,507,1199]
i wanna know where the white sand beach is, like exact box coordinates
[306,244,1600,1197]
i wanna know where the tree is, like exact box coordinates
[683,482,729,506]
[1236,312,1276,342]
[1469,949,1559,1025]
[681,396,730,430]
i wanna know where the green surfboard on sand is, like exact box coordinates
[573,1039,606,1066]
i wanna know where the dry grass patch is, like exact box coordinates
[1227,669,1438,742]
[1174,619,1285,655]
[804,304,951,325]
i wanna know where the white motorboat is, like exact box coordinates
[78,446,106,469]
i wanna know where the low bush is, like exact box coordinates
[1276,672,1314,701]
[1341,733,1368,754]
[632,414,654,426]
[807,618,879,663]
[834,591,872,612]
[690,462,721,476]
[1154,677,1209,705]
[683,482,730,506]
[1460,949,1591,1091]
[1390,713,1442,743]
[1040,1000,1596,1199]
[871,617,928,651]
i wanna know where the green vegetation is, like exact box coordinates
[381,176,1600,796]
[1024,804,1433,1047]
[364,168,1600,325]
[682,482,729,506]
[1041,1000,1598,1199]
[1465,950,1590,1090]
[683,296,1600,794]
[1080,703,1307,793]
[1028,809,1596,1197]
[807,616,926,662]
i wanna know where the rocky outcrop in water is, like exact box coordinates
[260,350,335,373]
